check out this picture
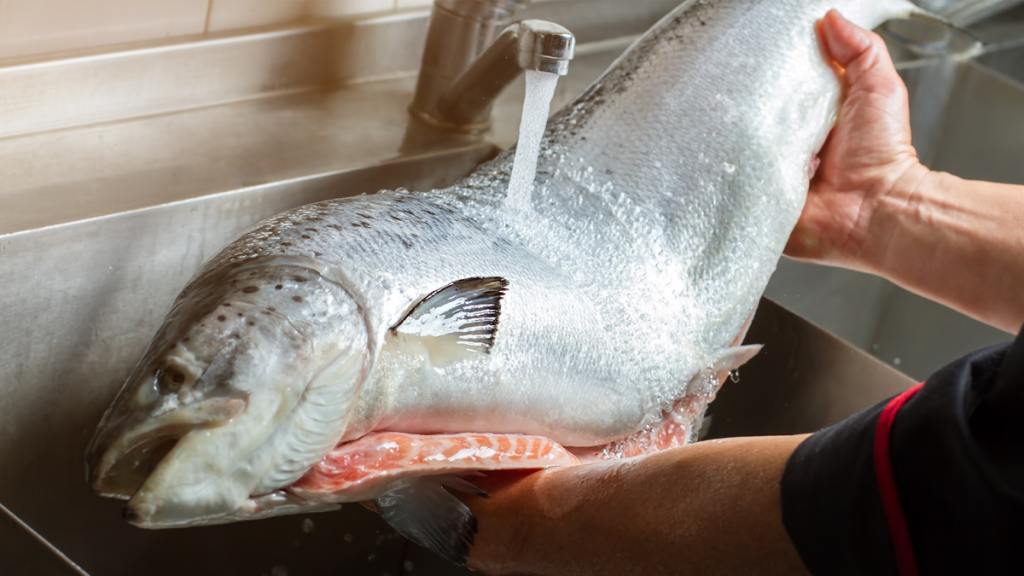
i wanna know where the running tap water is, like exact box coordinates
[506,70,561,211]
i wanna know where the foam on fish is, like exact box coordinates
[506,70,560,212]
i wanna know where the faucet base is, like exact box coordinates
[408,103,493,134]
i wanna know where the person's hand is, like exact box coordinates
[785,10,928,272]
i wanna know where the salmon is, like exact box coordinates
[85,0,934,565]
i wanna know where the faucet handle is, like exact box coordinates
[517,20,576,76]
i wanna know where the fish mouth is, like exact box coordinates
[91,433,183,500]
[87,395,247,500]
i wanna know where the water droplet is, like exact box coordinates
[270,564,289,576]
[722,162,736,173]
[403,560,415,572]
[367,553,377,562]
[344,533,354,543]
[894,357,901,366]
[301,518,314,533]
[729,370,740,383]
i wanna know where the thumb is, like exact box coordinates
[821,10,873,67]
[820,10,898,88]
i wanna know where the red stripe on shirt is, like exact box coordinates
[874,382,925,576]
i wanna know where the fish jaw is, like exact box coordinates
[87,264,370,527]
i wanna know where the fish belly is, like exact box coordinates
[291,432,579,502]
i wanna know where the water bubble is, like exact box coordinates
[301,518,315,533]
[729,370,740,383]
[894,357,901,366]
[722,162,736,173]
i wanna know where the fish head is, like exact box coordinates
[86,263,368,527]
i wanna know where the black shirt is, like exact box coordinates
[781,327,1024,575]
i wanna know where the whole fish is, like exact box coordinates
[86,0,929,565]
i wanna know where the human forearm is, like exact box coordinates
[861,164,1024,334]
[463,435,811,576]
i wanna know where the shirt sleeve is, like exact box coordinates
[780,327,1024,575]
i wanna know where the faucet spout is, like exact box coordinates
[408,0,574,134]
[436,20,574,127]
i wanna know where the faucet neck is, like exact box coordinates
[410,0,533,133]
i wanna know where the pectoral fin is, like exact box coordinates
[375,477,479,566]
[390,277,508,364]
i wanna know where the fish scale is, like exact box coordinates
[86,0,931,565]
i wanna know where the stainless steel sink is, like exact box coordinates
[0,2,1005,574]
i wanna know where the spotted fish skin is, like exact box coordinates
[87,0,927,531]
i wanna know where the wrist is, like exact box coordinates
[855,160,936,277]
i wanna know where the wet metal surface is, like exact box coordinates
[707,298,915,439]
[1,503,89,576]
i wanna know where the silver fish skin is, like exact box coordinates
[87,0,926,530]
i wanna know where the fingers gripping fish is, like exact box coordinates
[86,0,933,565]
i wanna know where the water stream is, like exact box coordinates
[506,70,560,211]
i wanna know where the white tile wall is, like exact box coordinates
[207,0,309,32]
[394,0,432,8]
[0,0,564,60]
[307,0,396,18]
[0,0,209,59]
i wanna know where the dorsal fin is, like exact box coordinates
[391,277,508,364]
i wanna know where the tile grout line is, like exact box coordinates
[203,0,214,34]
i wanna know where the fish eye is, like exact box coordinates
[156,366,186,395]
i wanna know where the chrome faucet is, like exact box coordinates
[409,0,575,134]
